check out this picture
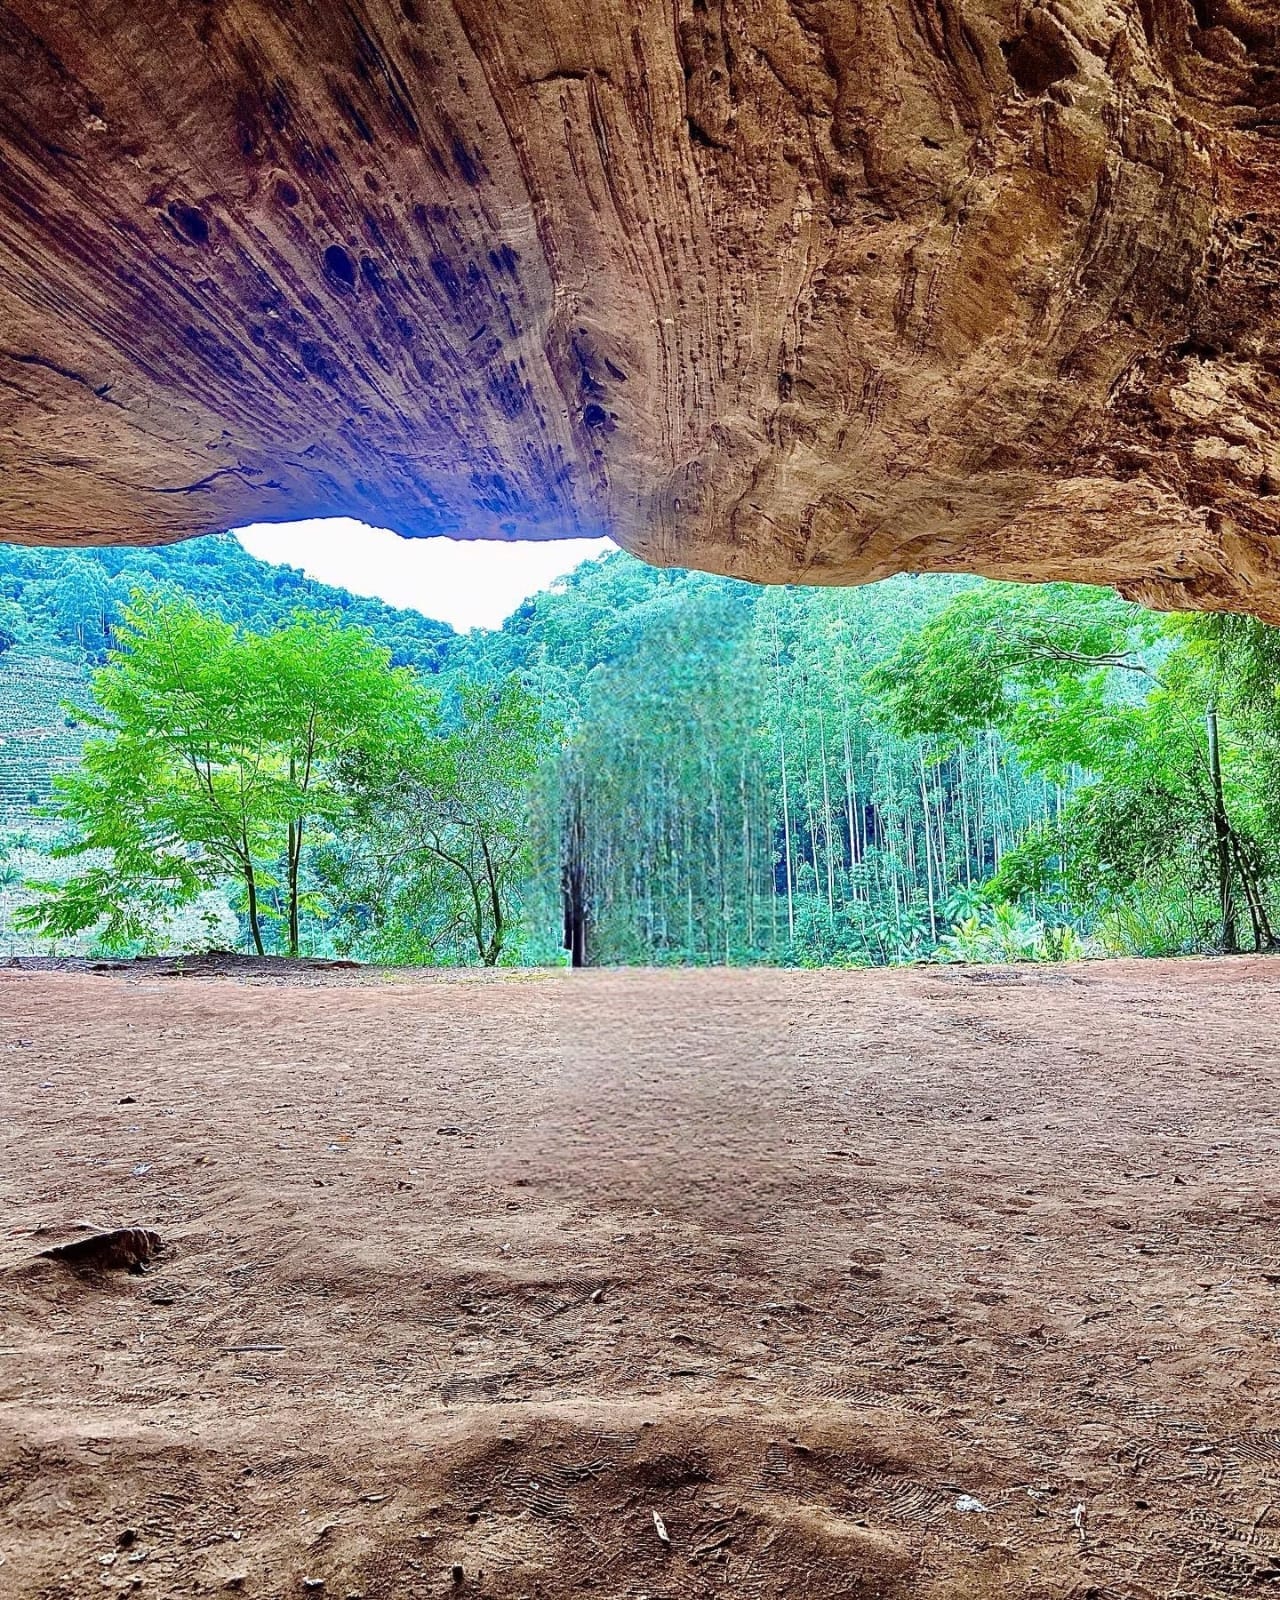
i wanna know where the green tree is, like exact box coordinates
[19,593,416,955]
[327,676,550,966]
[870,582,1278,955]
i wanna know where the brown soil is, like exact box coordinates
[2,959,1280,1600]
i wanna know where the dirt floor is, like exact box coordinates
[3,959,1280,1600]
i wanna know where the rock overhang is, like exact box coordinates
[0,0,1277,614]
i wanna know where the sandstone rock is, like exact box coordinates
[0,3,1277,614]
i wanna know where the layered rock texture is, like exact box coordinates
[1,1,1277,613]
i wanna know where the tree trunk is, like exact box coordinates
[918,748,937,942]
[286,816,302,958]
[1228,825,1273,951]
[562,779,590,967]
[481,834,505,966]
[244,862,266,956]
[1206,705,1238,953]
[779,731,795,945]
[818,716,836,921]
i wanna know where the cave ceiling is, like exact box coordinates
[0,0,1278,614]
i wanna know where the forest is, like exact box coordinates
[1,535,1278,967]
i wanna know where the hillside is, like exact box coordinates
[0,646,90,827]
[0,534,455,672]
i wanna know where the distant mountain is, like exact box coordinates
[0,533,456,674]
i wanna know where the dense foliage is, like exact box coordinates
[318,677,551,966]
[5,533,1280,966]
[479,562,1059,965]
[19,597,420,955]
[871,584,1280,956]
[0,536,454,672]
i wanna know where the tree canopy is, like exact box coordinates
[19,594,418,955]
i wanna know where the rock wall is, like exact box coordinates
[1,1,1277,613]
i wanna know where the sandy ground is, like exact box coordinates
[2,959,1280,1600]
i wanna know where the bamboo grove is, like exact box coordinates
[494,563,1063,967]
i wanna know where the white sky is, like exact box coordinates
[235,518,615,631]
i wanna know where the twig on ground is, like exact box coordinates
[692,1530,737,1559]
